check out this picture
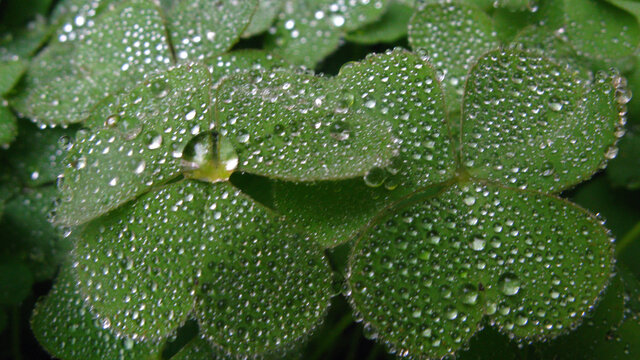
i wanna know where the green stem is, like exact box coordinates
[616,221,640,257]
[11,306,22,360]
[309,313,354,360]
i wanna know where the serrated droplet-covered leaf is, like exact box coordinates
[216,68,395,181]
[409,2,499,111]
[0,186,70,281]
[31,266,161,360]
[0,102,17,147]
[161,0,257,61]
[560,0,640,64]
[0,59,26,95]
[462,49,624,192]
[266,0,388,67]
[348,181,613,359]
[56,64,213,226]
[195,194,332,358]
[73,180,213,340]
[6,119,74,186]
[13,0,172,126]
[243,0,285,37]
[274,49,454,246]
[345,2,413,45]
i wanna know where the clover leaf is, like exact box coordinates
[409,1,499,111]
[12,0,258,127]
[343,48,620,358]
[31,265,162,360]
[265,0,390,67]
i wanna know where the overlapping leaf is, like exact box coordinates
[160,0,257,61]
[462,49,624,192]
[12,0,173,126]
[31,266,161,360]
[348,181,613,359]
[346,1,414,45]
[243,0,285,37]
[73,178,332,354]
[215,67,396,181]
[409,1,499,111]
[273,49,455,247]
[266,0,389,67]
[55,64,213,226]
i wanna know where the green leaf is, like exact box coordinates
[0,15,53,60]
[0,102,17,147]
[539,274,627,359]
[345,2,414,45]
[492,7,539,44]
[493,0,539,11]
[12,0,173,127]
[6,119,74,186]
[559,0,640,64]
[160,0,258,61]
[0,59,26,95]
[170,337,216,360]
[31,266,161,360]
[55,64,213,226]
[348,181,613,359]
[266,0,389,67]
[273,49,455,247]
[605,0,640,20]
[215,67,395,181]
[202,49,292,94]
[0,186,70,281]
[462,49,624,192]
[409,1,499,111]
[243,0,285,37]
[510,25,591,79]
[607,131,640,189]
[0,258,33,306]
[73,180,214,340]
[195,193,332,358]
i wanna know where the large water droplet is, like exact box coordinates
[364,167,387,187]
[181,131,238,183]
[498,273,521,296]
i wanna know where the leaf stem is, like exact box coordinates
[615,221,640,257]
[309,313,353,360]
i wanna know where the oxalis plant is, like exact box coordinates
[1,0,640,359]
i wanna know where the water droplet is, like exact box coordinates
[237,131,250,144]
[335,91,355,113]
[181,131,238,183]
[329,120,350,141]
[498,273,521,296]
[105,115,119,127]
[145,132,163,150]
[470,235,486,251]
[460,284,478,305]
[364,167,387,187]
[134,160,146,174]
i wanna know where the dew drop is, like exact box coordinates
[498,273,521,296]
[181,131,238,183]
[364,167,387,187]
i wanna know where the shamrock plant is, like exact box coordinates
[1,0,640,359]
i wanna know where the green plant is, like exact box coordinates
[1,0,640,359]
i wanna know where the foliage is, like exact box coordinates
[1,0,640,359]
